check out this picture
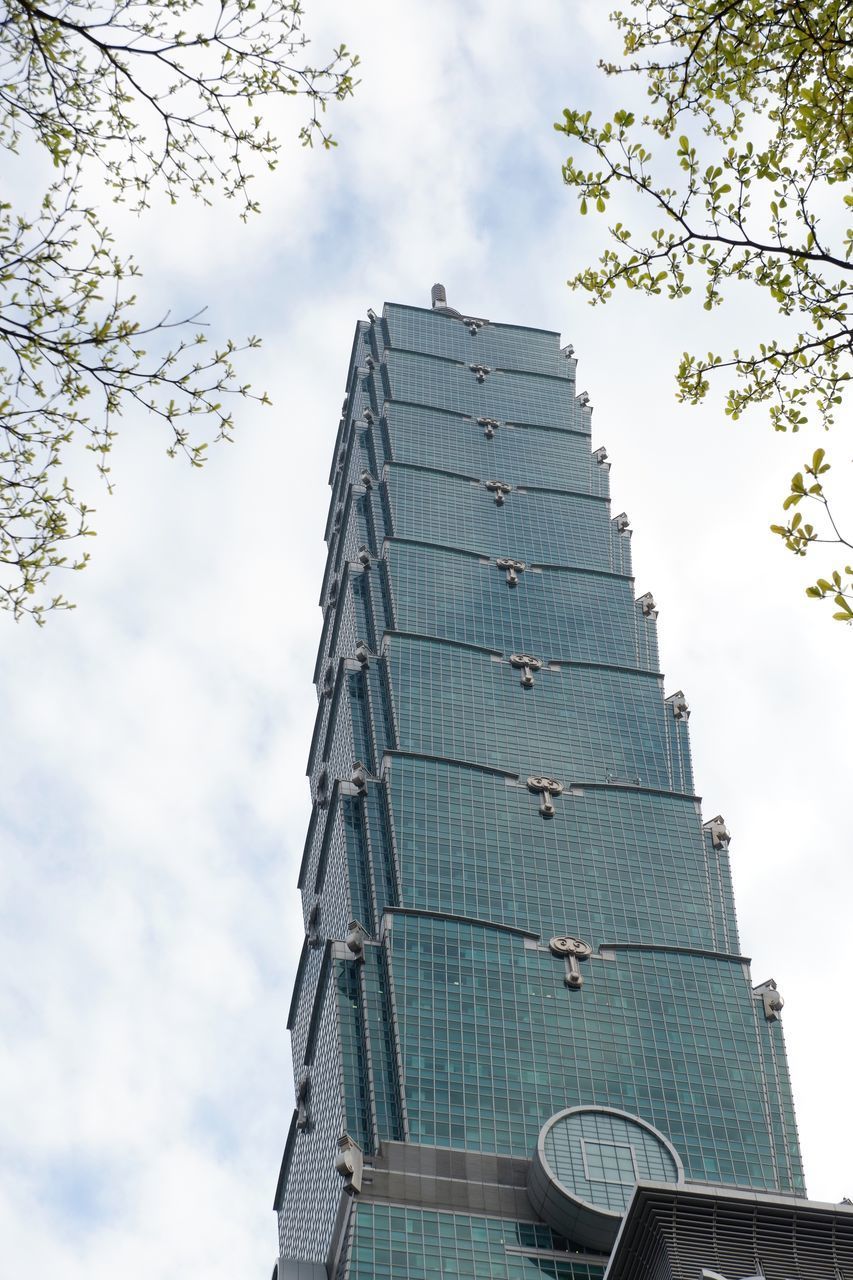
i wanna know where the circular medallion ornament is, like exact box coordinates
[527,1106,683,1252]
[548,936,593,959]
[527,776,564,795]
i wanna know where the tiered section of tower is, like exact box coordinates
[274,299,803,1280]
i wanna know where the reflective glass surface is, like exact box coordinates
[275,302,804,1278]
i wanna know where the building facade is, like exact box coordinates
[272,289,812,1280]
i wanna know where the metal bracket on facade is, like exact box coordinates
[510,654,543,688]
[549,935,593,988]
[704,814,731,849]
[307,900,321,948]
[754,978,784,1021]
[469,363,491,383]
[295,1068,311,1130]
[355,640,370,668]
[335,1134,364,1196]
[637,591,658,618]
[668,690,690,721]
[485,480,512,506]
[496,557,526,587]
[345,920,369,959]
[613,512,631,534]
[527,775,564,818]
[478,416,500,439]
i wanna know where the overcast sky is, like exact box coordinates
[1,2,851,1276]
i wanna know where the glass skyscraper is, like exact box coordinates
[272,288,814,1280]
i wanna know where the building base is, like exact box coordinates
[606,1182,853,1280]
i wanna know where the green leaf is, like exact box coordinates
[555,1,852,630]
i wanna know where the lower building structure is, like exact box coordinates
[271,287,851,1279]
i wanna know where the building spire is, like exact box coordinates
[430,281,463,319]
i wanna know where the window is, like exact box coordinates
[582,1139,638,1185]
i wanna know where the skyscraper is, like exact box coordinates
[272,289,849,1280]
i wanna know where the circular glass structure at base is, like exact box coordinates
[527,1106,684,1252]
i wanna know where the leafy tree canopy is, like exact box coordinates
[1,0,357,621]
[556,0,852,621]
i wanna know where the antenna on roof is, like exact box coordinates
[431,283,448,310]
